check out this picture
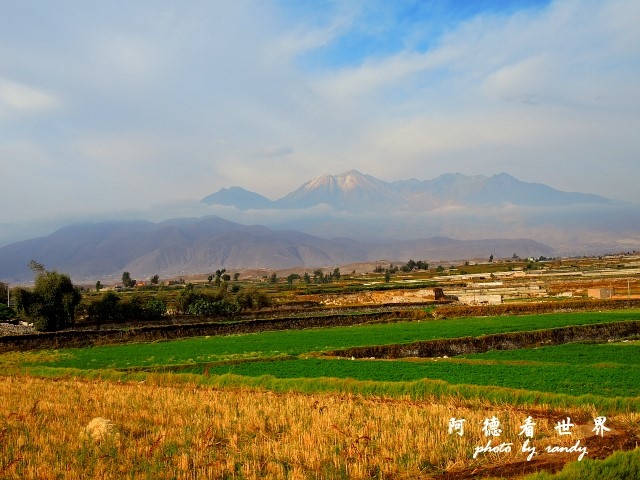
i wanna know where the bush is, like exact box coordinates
[144,297,167,319]
[0,302,16,321]
[236,288,271,310]
[186,298,240,318]
[85,293,167,324]
[175,284,202,314]
[86,292,124,324]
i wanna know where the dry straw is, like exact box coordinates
[0,375,625,479]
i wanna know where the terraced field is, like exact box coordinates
[12,310,640,370]
[2,310,637,408]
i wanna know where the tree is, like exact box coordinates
[176,283,200,314]
[95,281,103,292]
[384,269,391,283]
[150,274,160,285]
[313,269,324,283]
[214,268,227,286]
[401,259,416,272]
[286,273,300,285]
[86,291,122,325]
[28,259,45,276]
[269,272,277,284]
[1,281,9,304]
[416,260,429,270]
[233,272,240,281]
[15,270,81,331]
[122,271,136,288]
[489,254,494,263]
[333,268,340,280]
[303,272,311,284]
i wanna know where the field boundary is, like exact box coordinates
[329,320,640,358]
[0,310,422,353]
[2,300,639,354]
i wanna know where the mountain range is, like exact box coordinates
[200,170,638,254]
[1,170,637,283]
[0,216,553,283]
[201,170,612,211]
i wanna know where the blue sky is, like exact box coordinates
[0,0,638,244]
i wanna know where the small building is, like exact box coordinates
[587,288,612,299]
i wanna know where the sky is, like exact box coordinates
[1,0,639,244]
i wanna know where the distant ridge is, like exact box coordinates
[0,216,553,282]
[201,170,612,211]
[201,187,273,210]
[2,171,631,283]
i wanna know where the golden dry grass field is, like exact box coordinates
[1,375,638,479]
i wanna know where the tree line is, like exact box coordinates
[8,262,266,331]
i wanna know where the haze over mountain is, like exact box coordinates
[196,170,640,255]
[201,171,613,211]
[201,187,273,210]
[0,216,553,283]
[2,171,638,283]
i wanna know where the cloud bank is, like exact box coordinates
[0,0,638,243]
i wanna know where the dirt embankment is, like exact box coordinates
[2,299,639,354]
[434,298,640,318]
[329,321,640,359]
[0,309,426,353]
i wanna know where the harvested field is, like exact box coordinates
[1,375,638,479]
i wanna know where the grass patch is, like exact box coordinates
[11,310,640,370]
[180,357,640,398]
[525,448,640,479]
[460,340,640,366]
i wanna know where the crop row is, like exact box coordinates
[461,340,640,365]
[184,356,640,398]
[14,310,640,370]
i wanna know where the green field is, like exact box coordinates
[15,310,640,370]
[460,340,640,365]
[176,344,640,397]
[3,310,640,409]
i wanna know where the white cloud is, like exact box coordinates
[313,47,455,100]
[0,77,60,117]
[0,0,639,242]
[259,145,294,158]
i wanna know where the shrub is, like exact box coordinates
[0,302,16,321]
[85,293,167,324]
[145,297,167,319]
[236,288,271,310]
[186,299,240,318]
[86,292,124,324]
